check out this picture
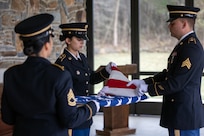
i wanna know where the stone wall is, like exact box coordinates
[0,0,87,68]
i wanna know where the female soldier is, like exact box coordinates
[1,14,99,136]
[55,22,116,136]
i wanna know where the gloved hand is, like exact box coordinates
[97,86,109,96]
[91,100,100,112]
[105,62,117,74]
[127,79,148,97]
[126,79,145,87]
[134,83,148,97]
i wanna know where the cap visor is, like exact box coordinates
[75,35,89,41]
[166,18,176,22]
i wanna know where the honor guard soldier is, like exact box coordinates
[1,13,100,136]
[127,5,204,136]
[55,23,116,136]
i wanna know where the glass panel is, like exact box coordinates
[194,0,204,101]
[94,0,131,93]
[139,0,184,100]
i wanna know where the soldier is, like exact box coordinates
[55,22,116,136]
[1,13,99,136]
[127,5,204,136]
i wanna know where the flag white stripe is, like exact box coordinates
[109,70,129,82]
[106,88,137,97]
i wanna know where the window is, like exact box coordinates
[139,0,185,100]
[92,0,204,101]
[195,0,204,101]
[93,0,131,93]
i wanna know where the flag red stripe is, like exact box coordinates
[111,66,119,71]
[106,79,136,89]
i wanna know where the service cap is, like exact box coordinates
[15,13,54,37]
[166,5,200,22]
[59,23,89,41]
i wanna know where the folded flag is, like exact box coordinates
[75,66,148,107]
[101,66,138,97]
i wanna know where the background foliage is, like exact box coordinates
[93,0,204,53]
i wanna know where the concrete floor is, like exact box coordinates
[90,113,204,136]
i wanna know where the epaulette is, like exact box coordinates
[188,37,196,44]
[52,63,65,71]
[58,54,66,62]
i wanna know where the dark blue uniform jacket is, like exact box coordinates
[1,57,97,136]
[55,49,109,129]
[144,33,204,130]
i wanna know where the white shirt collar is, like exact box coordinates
[65,48,81,60]
[178,31,194,43]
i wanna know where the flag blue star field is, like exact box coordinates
[75,95,147,107]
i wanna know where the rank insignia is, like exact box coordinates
[181,58,191,69]
[188,37,196,44]
[67,89,76,106]
[59,54,66,62]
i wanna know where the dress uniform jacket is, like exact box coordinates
[144,32,204,130]
[55,49,109,129]
[1,57,98,136]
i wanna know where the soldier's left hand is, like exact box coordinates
[105,62,117,74]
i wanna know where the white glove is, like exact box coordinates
[97,86,109,96]
[105,62,117,74]
[135,83,148,97]
[127,79,148,97]
[92,100,100,112]
[126,79,145,87]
